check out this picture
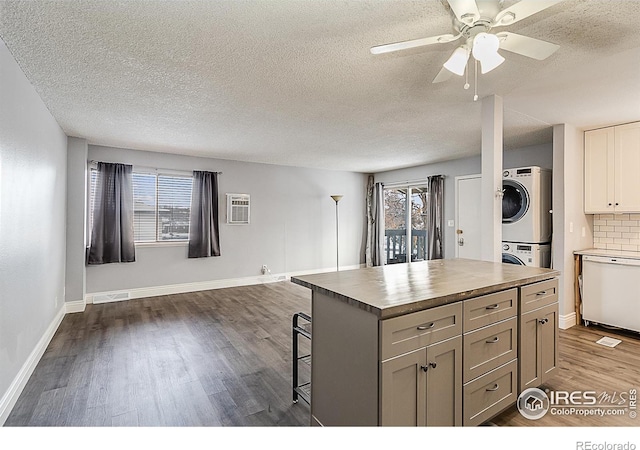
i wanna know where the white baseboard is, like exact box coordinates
[559,312,577,330]
[85,263,365,304]
[0,304,66,426]
[65,299,86,314]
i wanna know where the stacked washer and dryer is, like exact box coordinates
[502,166,552,268]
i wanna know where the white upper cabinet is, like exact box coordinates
[584,122,640,214]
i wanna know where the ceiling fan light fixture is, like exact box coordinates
[443,46,470,76]
[472,32,504,74]
[472,33,499,59]
[478,51,505,74]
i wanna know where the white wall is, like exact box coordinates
[86,145,368,294]
[0,40,68,421]
[552,124,593,326]
[374,143,553,258]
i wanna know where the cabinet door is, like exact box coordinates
[584,127,615,213]
[426,336,462,426]
[380,348,426,426]
[539,303,559,385]
[519,303,558,392]
[519,308,541,392]
[614,122,640,212]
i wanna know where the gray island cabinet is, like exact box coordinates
[291,258,559,427]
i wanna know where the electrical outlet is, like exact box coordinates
[261,265,268,275]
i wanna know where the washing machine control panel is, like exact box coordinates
[504,167,537,178]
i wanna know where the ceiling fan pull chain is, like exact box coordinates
[464,59,470,90]
[473,59,479,102]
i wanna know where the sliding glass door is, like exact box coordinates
[384,184,428,265]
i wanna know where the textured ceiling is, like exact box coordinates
[0,0,639,173]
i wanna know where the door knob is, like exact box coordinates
[429,362,437,369]
[420,365,429,372]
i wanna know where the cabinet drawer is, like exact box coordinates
[520,278,558,314]
[463,360,518,427]
[380,302,462,360]
[463,317,517,383]
[463,289,517,332]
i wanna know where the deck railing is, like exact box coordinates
[385,229,427,264]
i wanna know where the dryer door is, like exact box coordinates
[502,253,526,265]
[502,179,529,224]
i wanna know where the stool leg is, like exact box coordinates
[292,314,299,403]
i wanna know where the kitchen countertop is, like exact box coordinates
[574,248,640,260]
[291,258,559,319]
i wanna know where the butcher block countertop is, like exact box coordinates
[291,258,559,319]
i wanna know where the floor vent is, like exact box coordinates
[596,336,622,348]
[92,292,131,304]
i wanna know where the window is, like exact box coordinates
[155,174,192,241]
[90,168,193,243]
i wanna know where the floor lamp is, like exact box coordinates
[330,195,343,271]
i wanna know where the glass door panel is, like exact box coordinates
[411,187,428,262]
[384,188,407,264]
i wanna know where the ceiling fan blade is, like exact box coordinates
[432,66,453,84]
[497,32,559,60]
[370,33,460,55]
[494,0,563,27]
[447,0,480,24]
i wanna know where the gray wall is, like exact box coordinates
[0,40,68,413]
[374,143,553,259]
[86,145,368,293]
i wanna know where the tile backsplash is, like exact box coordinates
[593,213,640,251]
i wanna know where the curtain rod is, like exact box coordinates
[89,160,222,174]
[382,175,445,188]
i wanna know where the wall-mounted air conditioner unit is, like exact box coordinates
[226,193,250,224]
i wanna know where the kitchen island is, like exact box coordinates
[291,258,559,426]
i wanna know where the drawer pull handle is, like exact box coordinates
[417,323,435,331]
[486,383,499,392]
[535,291,548,296]
[539,318,549,324]
[485,304,500,310]
[485,336,500,344]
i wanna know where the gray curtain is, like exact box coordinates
[370,181,385,266]
[188,171,221,258]
[365,175,374,266]
[427,175,444,260]
[88,162,135,264]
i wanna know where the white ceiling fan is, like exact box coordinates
[371,0,562,84]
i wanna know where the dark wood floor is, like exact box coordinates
[5,281,640,427]
[492,322,640,426]
[5,282,311,426]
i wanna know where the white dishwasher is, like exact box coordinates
[582,255,640,332]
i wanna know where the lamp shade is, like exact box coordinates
[478,51,505,74]
[443,46,470,76]
[472,32,505,74]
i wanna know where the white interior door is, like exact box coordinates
[455,175,482,259]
